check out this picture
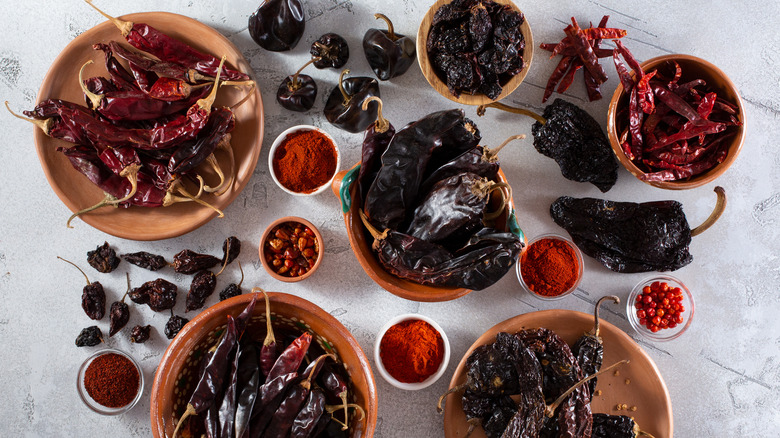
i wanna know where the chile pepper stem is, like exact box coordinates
[362,96,389,133]
[214,136,235,196]
[122,272,130,303]
[66,193,119,228]
[106,164,141,206]
[171,404,196,438]
[484,134,526,161]
[174,180,224,218]
[202,154,225,193]
[359,209,389,251]
[477,102,547,125]
[338,69,351,105]
[57,256,91,285]
[545,359,629,418]
[483,182,512,221]
[290,57,319,90]
[84,0,133,37]
[4,101,53,134]
[197,56,226,113]
[691,186,726,237]
[592,295,620,337]
[229,83,255,111]
[236,261,244,288]
[78,60,104,109]
[257,288,276,347]
[325,403,366,429]
[437,382,467,413]
[215,238,231,277]
[374,13,397,40]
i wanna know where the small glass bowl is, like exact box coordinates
[374,313,450,390]
[268,125,341,196]
[516,234,584,300]
[77,348,144,415]
[626,275,694,342]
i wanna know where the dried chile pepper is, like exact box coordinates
[165,313,190,339]
[550,187,727,272]
[317,358,358,432]
[87,241,120,273]
[109,273,132,337]
[219,261,245,301]
[248,372,299,436]
[290,387,327,438]
[363,13,415,80]
[276,58,319,112]
[130,324,152,343]
[267,331,313,382]
[591,413,656,438]
[258,290,279,379]
[168,107,235,175]
[129,278,178,311]
[93,43,137,91]
[234,344,260,438]
[217,340,242,437]
[173,249,222,274]
[324,69,380,133]
[122,251,167,271]
[185,248,231,312]
[223,236,241,265]
[58,256,106,320]
[310,33,349,69]
[572,295,619,395]
[248,0,305,52]
[76,326,104,347]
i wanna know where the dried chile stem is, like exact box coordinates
[189,70,254,87]
[359,209,389,251]
[255,287,276,349]
[436,382,467,413]
[544,359,629,418]
[57,256,92,285]
[482,182,511,221]
[592,295,620,337]
[107,163,141,205]
[196,56,226,113]
[122,272,131,302]
[690,186,726,237]
[483,134,526,161]
[362,96,389,133]
[5,101,54,134]
[202,154,225,193]
[215,239,231,277]
[338,69,352,105]
[84,0,133,37]
[229,83,256,110]
[324,403,366,429]
[67,194,119,228]
[170,178,224,217]
[290,58,320,90]
[477,102,547,125]
[374,13,397,40]
[78,61,103,108]
[214,136,235,196]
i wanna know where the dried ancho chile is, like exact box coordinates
[76,326,103,347]
[173,249,221,275]
[249,0,305,52]
[87,241,120,273]
[130,325,152,343]
[363,13,416,80]
[310,33,350,69]
[276,59,319,112]
[324,69,380,133]
[129,278,178,311]
[59,257,106,320]
[109,273,133,337]
[165,313,190,339]
[122,251,167,271]
[551,186,727,272]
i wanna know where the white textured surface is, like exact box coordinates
[0,1,778,437]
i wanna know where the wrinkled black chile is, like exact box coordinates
[87,242,120,273]
[122,251,167,271]
[76,326,103,347]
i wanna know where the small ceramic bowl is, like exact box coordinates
[259,216,324,282]
[626,275,694,342]
[516,234,584,300]
[374,313,450,390]
[268,125,341,196]
[77,348,144,415]
[416,0,534,105]
[607,54,745,190]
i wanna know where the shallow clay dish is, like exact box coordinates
[443,310,673,438]
[417,0,534,105]
[331,164,525,302]
[151,292,378,438]
[32,12,263,240]
[607,54,744,190]
[259,216,324,282]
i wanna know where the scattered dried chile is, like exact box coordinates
[122,251,167,271]
[165,314,190,339]
[130,325,152,343]
[129,279,178,311]
[222,236,241,265]
[59,257,106,320]
[219,261,244,301]
[87,242,120,273]
[277,59,318,112]
[76,326,103,347]
[310,33,349,69]
[363,13,416,80]
[248,0,305,52]
[173,249,221,275]
[185,270,217,312]
[109,274,132,337]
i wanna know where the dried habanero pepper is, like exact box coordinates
[363,13,416,80]
[572,295,620,395]
[109,273,133,337]
[310,33,349,69]
[276,58,319,112]
[87,241,120,273]
[122,251,167,271]
[129,278,178,312]
[129,325,152,343]
[58,256,106,321]
[324,69,380,133]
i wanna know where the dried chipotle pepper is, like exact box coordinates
[58,257,106,321]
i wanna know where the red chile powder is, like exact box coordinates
[380,319,444,383]
[273,129,337,193]
[520,237,580,297]
[84,352,140,408]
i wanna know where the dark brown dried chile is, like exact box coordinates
[173,249,221,274]
[248,0,305,52]
[591,413,650,438]
[129,279,177,311]
[75,326,103,347]
[324,70,380,133]
[234,345,260,438]
[122,251,167,271]
[311,33,350,69]
[185,270,217,312]
[223,236,241,265]
[109,301,129,337]
[82,282,107,321]
[130,325,152,343]
[572,296,619,395]
[290,388,327,438]
[87,242,120,273]
[363,13,416,80]
[165,314,190,339]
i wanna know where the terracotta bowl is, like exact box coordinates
[259,216,324,282]
[416,0,534,105]
[607,54,745,190]
[330,164,525,302]
[150,292,378,438]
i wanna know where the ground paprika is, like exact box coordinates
[272,129,338,193]
[380,319,444,383]
[83,352,140,408]
[520,236,581,297]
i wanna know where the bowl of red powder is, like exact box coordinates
[374,313,450,390]
[516,234,584,300]
[77,348,144,415]
[269,125,340,196]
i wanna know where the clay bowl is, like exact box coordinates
[259,216,324,282]
[150,292,378,438]
[417,0,534,105]
[607,54,745,190]
[331,164,525,302]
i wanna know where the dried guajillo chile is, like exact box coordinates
[356,96,395,202]
[363,13,416,80]
[122,251,167,271]
[248,0,305,52]
[218,339,243,437]
[185,240,233,312]
[58,256,106,320]
[551,186,727,273]
[93,43,137,91]
[233,344,260,438]
[572,295,620,395]
[129,324,152,343]
[165,313,190,339]
[76,326,104,347]
[87,241,120,273]
[591,414,656,438]
[129,278,178,311]
[324,69,380,133]
[290,387,327,438]
[478,98,618,192]
[167,106,235,175]
[220,261,245,301]
[258,289,279,378]
[109,273,132,337]
[310,33,350,69]
[276,58,320,112]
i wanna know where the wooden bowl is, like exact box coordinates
[150,292,378,438]
[416,0,534,105]
[331,164,526,302]
[259,216,324,282]
[607,54,745,190]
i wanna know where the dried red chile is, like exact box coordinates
[76,326,104,347]
[165,314,190,339]
[130,325,152,343]
[122,251,167,271]
[87,242,120,273]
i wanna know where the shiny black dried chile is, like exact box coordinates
[185,238,233,312]
[165,313,190,339]
[219,261,245,301]
[122,251,167,271]
[591,413,656,438]
[311,33,349,69]
[109,273,133,337]
[249,0,305,52]
[87,241,120,273]
[324,70,380,133]
[277,58,319,112]
[363,13,416,81]
[58,257,106,320]
[356,96,395,203]
[130,325,152,343]
[173,249,221,274]
[75,326,103,347]
[572,296,620,395]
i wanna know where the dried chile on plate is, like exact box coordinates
[173,249,221,274]
[572,295,619,394]
[324,69,380,133]
[129,278,178,311]
[58,257,106,320]
[592,413,654,438]
[87,241,120,273]
[76,326,103,347]
[249,0,305,52]
[130,325,152,343]
[165,314,189,339]
[363,13,416,80]
[122,251,167,271]
[311,33,350,69]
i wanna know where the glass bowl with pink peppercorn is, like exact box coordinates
[627,275,694,342]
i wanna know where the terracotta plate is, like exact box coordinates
[443,310,673,437]
[32,12,263,240]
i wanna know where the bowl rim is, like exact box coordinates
[259,216,324,282]
[268,124,341,196]
[516,233,584,300]
[606,53,746,190]
[373,313,451,390]
[626,275,694,341]
[416,0,534,105]
[77,348,144,415]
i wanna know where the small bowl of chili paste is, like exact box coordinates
[627,275,694,342]
[268,125,341,196]
[516,234,584,300]
[77,348,144,415]
[374,313,451,390]
[260,216,324,282]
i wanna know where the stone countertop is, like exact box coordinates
[0,0,778,437]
